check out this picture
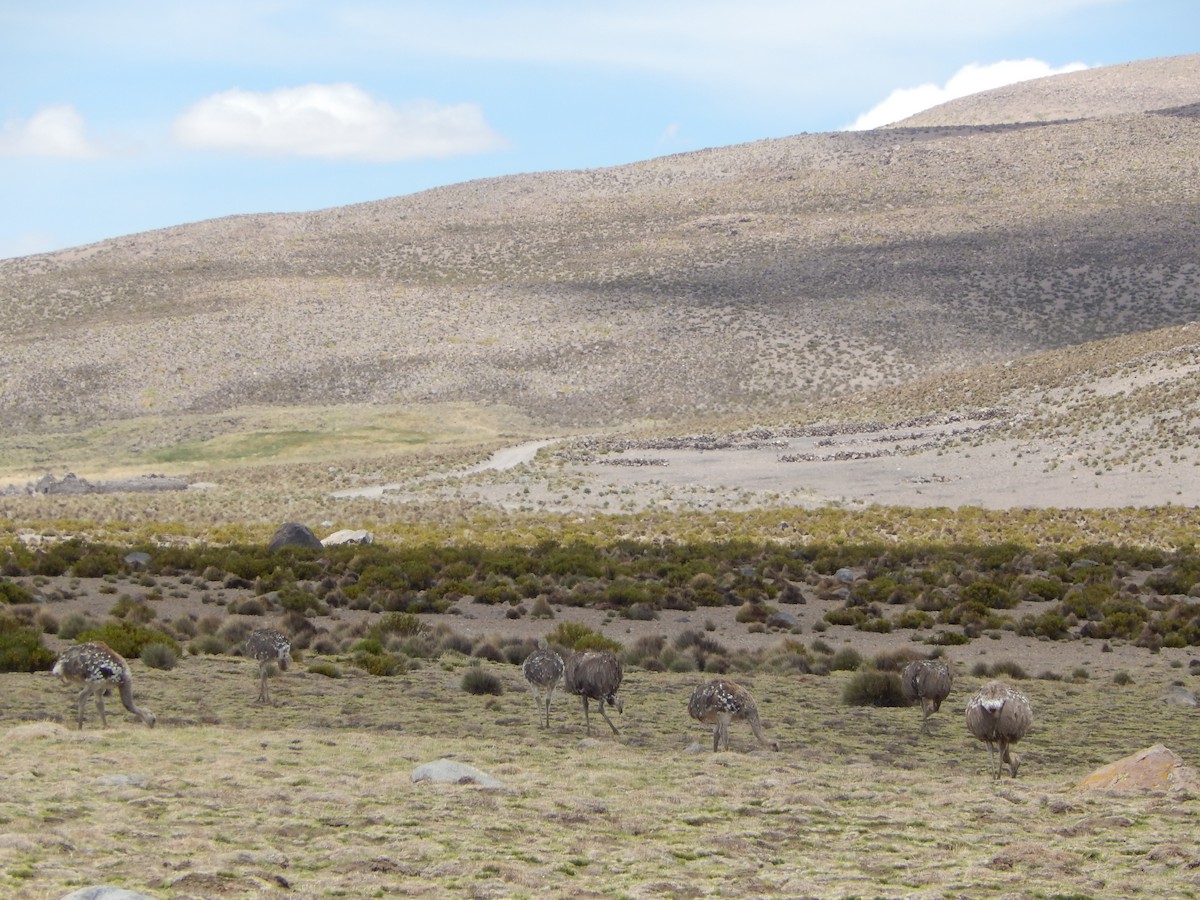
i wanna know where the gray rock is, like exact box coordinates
[411,760,504,789]
[95,774,148,787]
[268,522,323,553]
[1162,685,1198,708]
[61,888,157,900]
[765,609,800,629]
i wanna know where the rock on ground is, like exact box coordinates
[1074,743,1200,794]
[411,760,504,789]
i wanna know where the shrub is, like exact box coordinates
[547,621,622,653]
[308,661,342,678]
[926,631,970,646]
[461,663,504,695]
[0,615,57,672]
[988,660,1027,680]
[0,580,35,605]
[140,643,178,671]
[75,621,179,659]
[829,647,862,671]
[530,596,555,619]
[1112,670,1133,685]
[842,669,906,707]
[189,634,229,655]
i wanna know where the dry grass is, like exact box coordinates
[3,658,1199,898]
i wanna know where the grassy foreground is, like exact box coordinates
[3,657,1199,899]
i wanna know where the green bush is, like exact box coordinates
[842,669,906,707]
[75,621,180,659]
[0,616,57,672]
[546,621,622,653]
[308,661,342,678]
[0,580,35,604]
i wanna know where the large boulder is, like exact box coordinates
[411,760,504,790]
[1075,744,1200,794]
[267,522,323,553]
[321,529,374,546]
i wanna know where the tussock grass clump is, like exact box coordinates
[140,642,178,670]
[189,634,229,655]
[307,661,342,678]
[829,647,863,672]
[842,669,907,707]
[461,662,504,695]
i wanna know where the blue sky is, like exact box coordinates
[1,1,1194,259]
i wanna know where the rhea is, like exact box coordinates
[522,640,565,728]
[688,679,779,752]
[564,650,624,735]
[52,641,156,729]
[244,628,292,704]
[901,659,953,733]
[965,680,1033,778]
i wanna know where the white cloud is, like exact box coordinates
[844,59,1090,130]
[171,83,508,162]
[0,105,102,158]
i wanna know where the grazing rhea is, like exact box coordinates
[522,640,565,727]
[966,680,1033,779]
[564,650,624,735]
[688,679,779,752]
[244,628,292,704]
[901,659,954,733]
[52,642,156,729]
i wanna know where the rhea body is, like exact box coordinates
[965,680,1033,778]
[522,641,565,727]
[244,628,292,704]
[901,659,953,732]
[52,641,156,729]
[563,650,624,735]
[688,679,779,752]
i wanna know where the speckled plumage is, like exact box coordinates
[244,629,291,704]
[522,642,565,728]
[52,641,156,729]
[564,651,623,735]
[688,679,778,752]
[966,680,1033,778]
[901,659,954,732]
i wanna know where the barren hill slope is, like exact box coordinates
[892,53,1200,127]
[1,56,1198,436]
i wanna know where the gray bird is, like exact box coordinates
[965,680,1033,778]
[688,679,779,752]
[52,641,156,729]
[522,640,565,727]
[244,628,292,704]
[901,659,953,733]
[564,650,624,735]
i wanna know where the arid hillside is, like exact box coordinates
[1,56,1198,440]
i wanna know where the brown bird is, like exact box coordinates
[901,659,953,733]
[688,679,779,752]
[965,680,1033,778]
[564,650,623,735]
[522,640,565,728]
[51,642,156,729]
[244,628,292,704]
